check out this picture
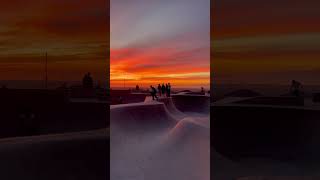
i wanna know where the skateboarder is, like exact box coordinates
[150,85,158,100]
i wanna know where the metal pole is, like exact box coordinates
[45,52,48,89]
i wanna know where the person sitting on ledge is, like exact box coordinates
[290,80,303,97]
[82,72,94,89]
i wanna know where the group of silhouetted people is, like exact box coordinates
[150,83,171,100]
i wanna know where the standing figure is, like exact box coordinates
[168,83,171,97]
[118,96,123,104]
[201,87,205,94]
[158,84,162,97]
[165,84,169,97]
[161,84,166,97]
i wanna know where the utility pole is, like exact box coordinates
[45,52,48,89]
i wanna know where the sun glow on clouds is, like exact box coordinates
[111,0,210,89]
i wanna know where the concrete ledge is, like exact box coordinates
[238,176,320,180]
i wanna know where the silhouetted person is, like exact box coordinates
[83,72,94,89]
[136,85,140,91]
[290,80,303,97]
[201,87,205,94]
[87,73,93,88]
[166,83,168,97]
[158,84,162,97]
[165,84,168,97]
[168,83,171,97]
[161,84,166,97]
[150,85,158,100]
[118,96,123,104]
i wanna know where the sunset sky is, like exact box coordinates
[212,0,320,85]
[0,0,108,85]
[111,0,210,89]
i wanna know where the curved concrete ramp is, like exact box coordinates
[0,100,108,139]
[163,116,210,147]
[144,96,155,103]
[0,129,108,180]
[111,97,210,180]
[145,96,186,119]
[172,94,210,114]
[158,98,186,119]
[110,102,177,132]
[111,107,210,180]
[211,104,311,161]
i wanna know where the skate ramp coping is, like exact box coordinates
[110,102,177,131]
[144,96,157,102]
[157,97,186,119]
[144,96,186,119]
[238,177,320,180]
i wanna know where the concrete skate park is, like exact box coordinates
[0,89,109,180]
[110,93,210,180]
[212,95,320,179]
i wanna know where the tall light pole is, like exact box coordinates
[45,52,48,89]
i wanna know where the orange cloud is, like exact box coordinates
[111,45,210,88]
[212,0,320,85]
[0,0,109,83]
